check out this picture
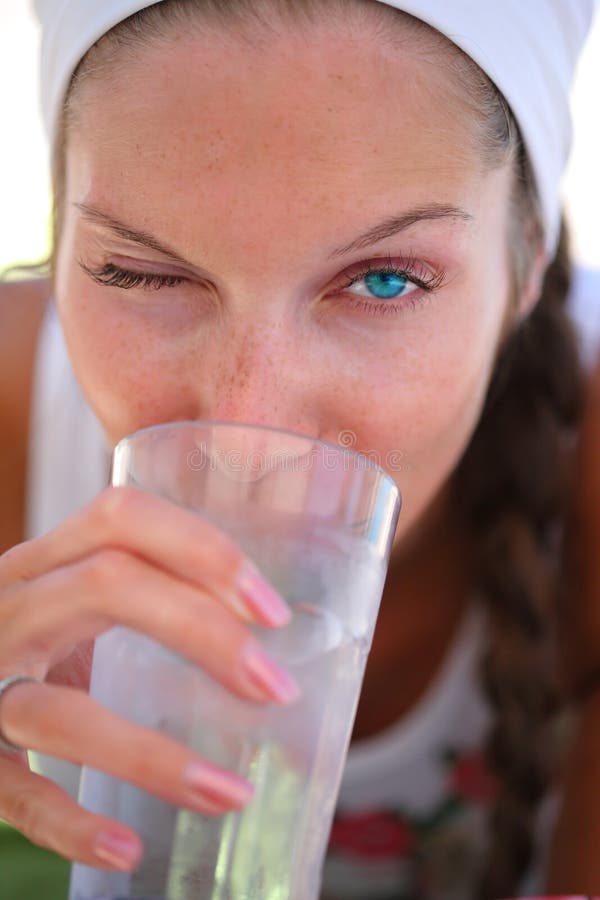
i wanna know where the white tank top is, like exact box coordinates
[25,267,600,899]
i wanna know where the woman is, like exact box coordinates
[0,0,598,896]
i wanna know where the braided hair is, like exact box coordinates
[452,215,583,897]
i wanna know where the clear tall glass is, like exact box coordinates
[69,421,401,900]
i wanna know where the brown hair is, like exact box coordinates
[453,217,581,896]
[52,2,584,895]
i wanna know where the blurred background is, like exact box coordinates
[1,2,599,273]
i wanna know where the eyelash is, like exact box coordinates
[339,254,445,316]
[78,261,184,291]
[78,255,446,318]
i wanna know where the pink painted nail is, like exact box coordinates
[237,561,291,627]
[94,831,142,870]
[183,762,254,809]
[241,641,301,704]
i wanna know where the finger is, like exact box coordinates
[0,486,290,627]
[1,681,254,815]
[0,747,29,768]
[0,754,144,870]
[2,552,300,704]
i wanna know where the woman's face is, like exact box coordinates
[55,15,518,549]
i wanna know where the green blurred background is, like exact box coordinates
[0,821,68,899]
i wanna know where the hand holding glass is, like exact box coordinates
[69,421,401,900]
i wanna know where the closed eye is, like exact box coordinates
[78,261,185,290]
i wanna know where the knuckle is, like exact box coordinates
[213,530,244,571]
[115,721,181,792]
[199,523,245,580]
[5,784,44,843]
[0,541,32,585]
[2,685,61,755]
[129,738,167,785]
[0,543,22,570]
[80,548,135,592]
[94,485,141,533]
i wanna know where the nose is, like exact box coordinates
[190,322,324,482]
[198,321,319,439]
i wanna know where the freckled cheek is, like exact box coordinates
[351,321,491,437]
[341,304,501,512]
[57,285,201,444]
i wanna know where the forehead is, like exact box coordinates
[66,18,488,259]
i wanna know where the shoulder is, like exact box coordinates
[0,270,50,380]
[0,276,50,552]
[0,276,50,414]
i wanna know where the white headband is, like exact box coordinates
[33,0,595,256]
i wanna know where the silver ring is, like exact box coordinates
[0,675,39,753]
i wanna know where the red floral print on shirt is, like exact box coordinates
[447,749,498,804]
[329,809,416,861]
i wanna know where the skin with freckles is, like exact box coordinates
[55,16,524,561]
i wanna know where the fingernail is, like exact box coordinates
[183,762,254,809]
[94,831,141,870]
[241,641,301,704]
[237,561,291,627]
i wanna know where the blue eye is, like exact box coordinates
[364,271,413,299]
[346,267,418,301]
[337,258,447,318]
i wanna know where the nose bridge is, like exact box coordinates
[207,317,303,429]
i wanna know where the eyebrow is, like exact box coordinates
[327,204,474,259]
[74,200,474,266]
[74,202,193,267]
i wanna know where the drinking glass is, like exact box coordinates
[69,420,401,900]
